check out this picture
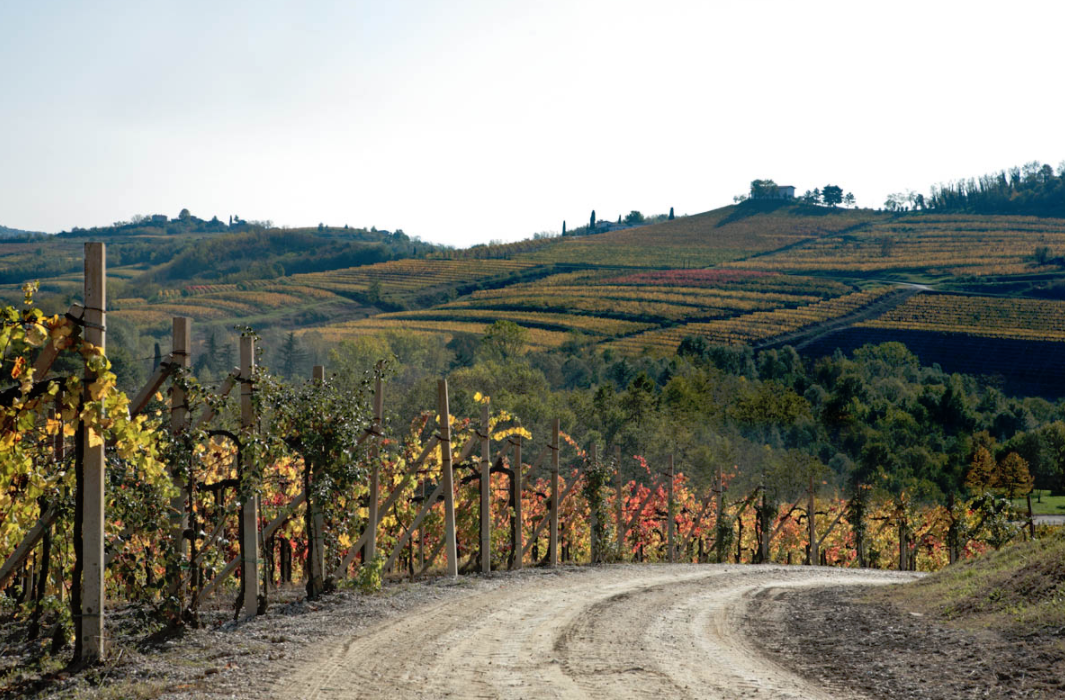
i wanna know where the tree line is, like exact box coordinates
[302,322,1062,514]
[923,160,1065,216]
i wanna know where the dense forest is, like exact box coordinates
[258,323,1065,517]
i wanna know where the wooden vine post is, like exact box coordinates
[715,461,725,561]
[589,444,598,563]
[510,434,523,570]
[171,317,191,599]
[667,454,675,564]
[549,418,560,567]
[367,375,383,565]
[759,481,770,564]
[80,241,106,662]
[898,518,908,572]
[438,379,458,577]
[807,471,818,566]
[614,445,623,555]
[480,400,491,573]
[240,336,260,617]
[309,366,326,589]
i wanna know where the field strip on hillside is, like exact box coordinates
[269,565,919,700]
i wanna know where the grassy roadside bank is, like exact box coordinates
[883,529,1065,634]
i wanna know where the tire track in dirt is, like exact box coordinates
[270,565,919,700]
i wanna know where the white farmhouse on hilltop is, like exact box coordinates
[775,185,796,199]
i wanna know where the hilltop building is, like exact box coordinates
[749,180,797,200]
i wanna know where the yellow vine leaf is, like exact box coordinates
[89,378,110,401]
[25,323,47,347]
[87,428,103,448]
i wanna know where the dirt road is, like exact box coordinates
[270,564,920,700]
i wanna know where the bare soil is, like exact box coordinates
[749,584,1065,699]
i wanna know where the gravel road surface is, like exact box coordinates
[269,564,919,700]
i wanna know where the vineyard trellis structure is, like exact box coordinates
[0,243,1022,665]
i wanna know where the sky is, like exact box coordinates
[2,0,1064,246]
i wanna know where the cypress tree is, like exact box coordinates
[590,210,595,229]
[669,207,675,220]
[562,220,566,235]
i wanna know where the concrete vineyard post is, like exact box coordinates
[479,401,491,573]
[80,242,106,661]
[240,336,260,617]
[368,376,383,565]
[309,366,326,589]
[511,435,523,570]
[438,380,458,578]
[549,419,560,568]
[171,317,191,599]
[667,454,675,564]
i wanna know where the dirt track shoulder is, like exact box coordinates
[749,585,1065,699]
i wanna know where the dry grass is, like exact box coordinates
[885,529,1065,633]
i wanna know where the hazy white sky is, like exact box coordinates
[2,0,1063,246]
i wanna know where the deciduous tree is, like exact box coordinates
[997,452,1033,499]
[821,185,844,206]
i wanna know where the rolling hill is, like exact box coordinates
[6,200,1065,394]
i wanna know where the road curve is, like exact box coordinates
[271,564,919,700]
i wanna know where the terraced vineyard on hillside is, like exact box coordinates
[291,258,539,301]
[9,204,1065,371]
[110,283,355,332]
[300,267,867,351]
[606,287,902,355]
[726,214,1065,277]
[521,206,879,268]
[856,293,1065,341]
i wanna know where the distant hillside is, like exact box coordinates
[9,200,1065,399]
[519,201,883,268]
[132,227,436,288]
[0,224,48,238]
[0,218,444,299]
